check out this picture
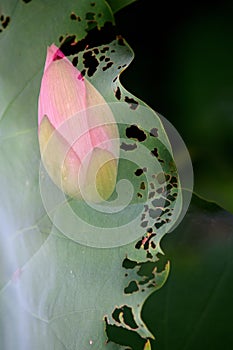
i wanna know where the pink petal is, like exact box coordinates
[38,44,86,128]
[38,44,120,200]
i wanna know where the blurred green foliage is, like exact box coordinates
[116,0,233,212]
[142,193,233,349]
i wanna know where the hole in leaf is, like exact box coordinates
[102,61,113,71]
[126,125,146,142]
[70,12,77,20]
[157,172,166,184]
[167,194,176,202]
[112,306,138,329]
[81,68,86,77]
[100,46,109,53]
[159,208,170,217]
[141,233,156,250]
[135,239,143,249]
[124,281,139,294]
[151,241,156,249]
[166,183,173,190]
[122,306,138,329]
[164,199,171,207]
[122,258,138,269]
[115,86,121,100]
[151,148,159,157]
[2,16,10,28]
[85,12,95,20]
[0,14,10,32]
[149,208,162,219]
[147,251,153,259]
[156,187,164,194]
[170,176,178,185]
[156,253,169,273]
[59,22,115,56]
[141,221,148,228]
[150,128,158,137]
[148,191,155,199]
[154,220,166,229]
[105,319,146,349]
[134,168,144,176]
[124,96,139,110]
[120,142,137,151]
[151,198,165,207]
[72,56,78,66]
[137,261,156,278]
[112,308,122,323]
[83,51,99,76]
[140,182,146,190]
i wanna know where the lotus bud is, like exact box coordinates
[38,44,119,202]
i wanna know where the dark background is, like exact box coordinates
[115,0,233,213]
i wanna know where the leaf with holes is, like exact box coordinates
[0,1,188,349]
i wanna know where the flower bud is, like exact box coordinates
[38,44,119,202]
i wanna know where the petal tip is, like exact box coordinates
[44,43,65,71]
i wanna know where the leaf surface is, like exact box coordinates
[0,1,185,349]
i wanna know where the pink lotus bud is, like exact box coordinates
[38,44,119,202]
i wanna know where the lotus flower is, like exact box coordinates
[38,44,119,202]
